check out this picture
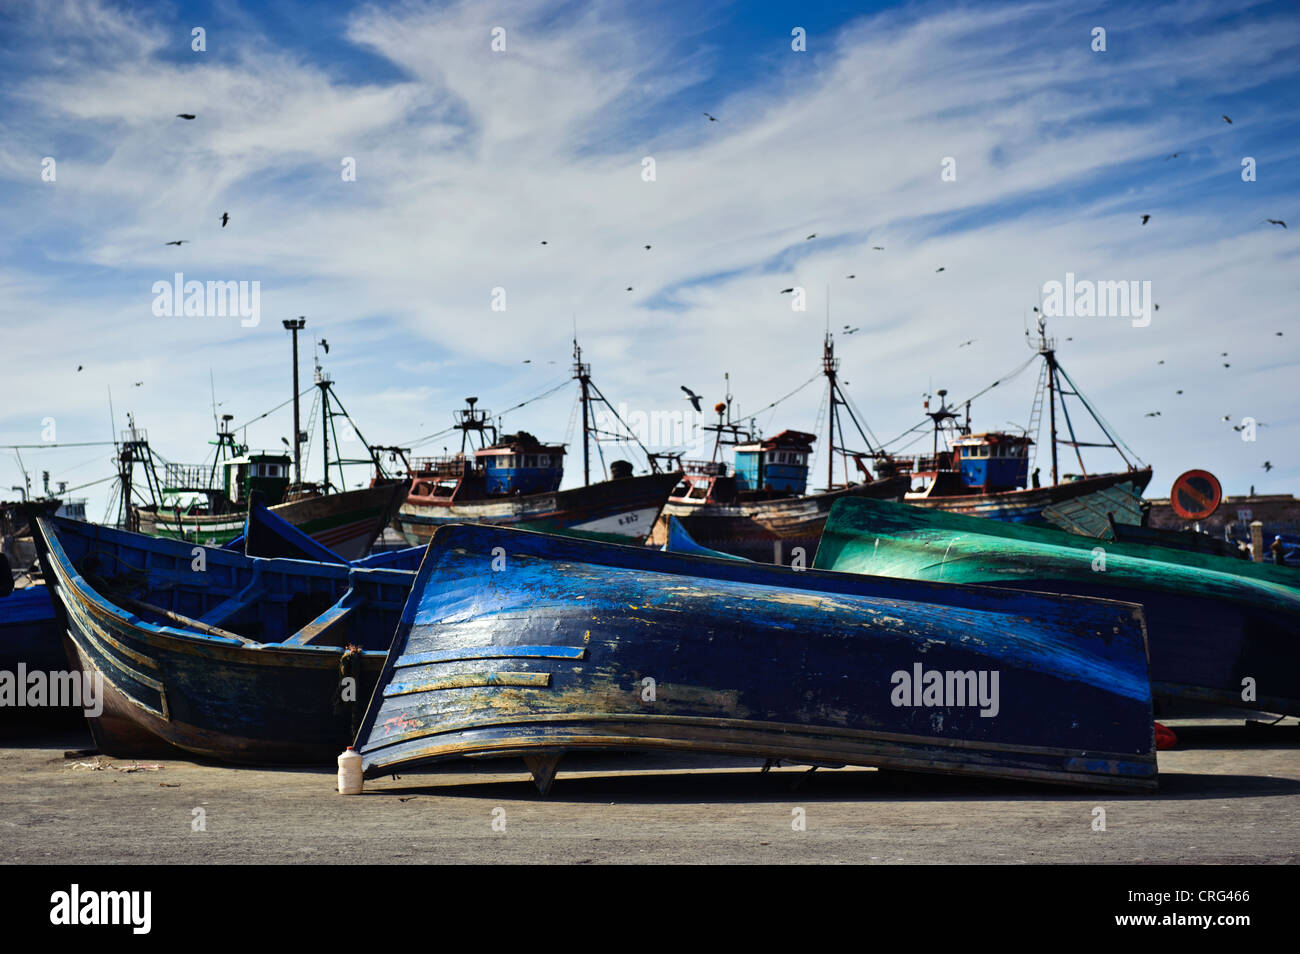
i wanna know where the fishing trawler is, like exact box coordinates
[128,331,405,559]
[395,341,681,545]
[646,335,908,562]
[873,318,1151,522]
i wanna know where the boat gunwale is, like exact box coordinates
[35,515,402,664]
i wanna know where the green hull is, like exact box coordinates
[815,497,1300,715]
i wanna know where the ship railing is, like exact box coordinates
[409,455,471,478]
[681,459,727,477]
[161,463,219,491]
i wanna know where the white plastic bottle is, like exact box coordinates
[337,746,363,795]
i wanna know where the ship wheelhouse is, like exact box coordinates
[668,430,814,506]
[475,433,565,496]
[950,433,1033,493]
[733,430,814,496]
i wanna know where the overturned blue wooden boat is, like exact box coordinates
[356,524,1158,793]
[815,496,1300,717]
[30,514,415,762]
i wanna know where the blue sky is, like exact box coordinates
[1,0,1298,520]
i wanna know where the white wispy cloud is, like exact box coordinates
[1,0,1296,513]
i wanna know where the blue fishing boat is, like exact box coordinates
[815,496,1300,716]
[355,524,1158,794]
[397,345,682,547]
[30,514,415,762]
[873,320,1152,523]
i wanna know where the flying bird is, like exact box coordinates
[703,113,718,122]
[76,365,83,372]
[1158,360,1165,364]
[1165,153,1180,160]
[176,113,196,120]
[1222,114,1232,124]
[626,286,633,291]
[1144,411,1161,417]
[846,274,855,279]
[872,246,884,250]
[644,244,652,249]
[1176,389,1184,395]
[845,327,860,335]
[1264,461,1273,472]
[1221,352,1228,356]
[522,359,531,364]
[935,267,945,272]
[681,386,703,412]
[540,240,548,245]
[957,339,976,348]
[1154,303,1160,311]
[320,339,329,354]
[780,288,795,294]
[1265,219,1287,228]
[1223,363,1231,368]
[806,234,816,240]
[1140,214,1151,225]
[164,240,187,246]
[220,212,229,227]
[133,381,143,387]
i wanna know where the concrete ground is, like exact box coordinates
[1,719,1296,864]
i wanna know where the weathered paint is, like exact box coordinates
[356,523,1158,793]
[30,515,414,763]
[815,496,1300,715]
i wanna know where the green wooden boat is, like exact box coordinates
[815,497,1300,716]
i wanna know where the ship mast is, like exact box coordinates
[1038,319,1060,486]
[823,332,839,492]
[1031,316,1139,484]
[572,337,593,486]
[282,317,306,485]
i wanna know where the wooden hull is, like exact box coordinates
[397,472,680,545]
[646,477,910,562]
[135,482,407,560]
[906,468,1153,523]
[31,516,412,763]
[815,496,1300,716]
[357,524,1157,793]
